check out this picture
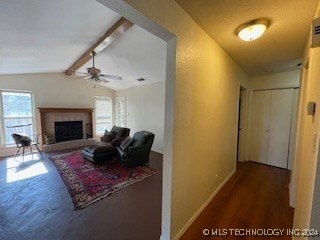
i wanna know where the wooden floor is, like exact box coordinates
[181,161,294,240]
[0,150,162,240]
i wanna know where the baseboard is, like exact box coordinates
[152,148,163,154]
[160,235,168,240]
[173,169,236,240]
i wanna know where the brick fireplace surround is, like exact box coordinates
[38,108,95,152]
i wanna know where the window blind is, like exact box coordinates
[95,96,112,135]
[0,90,35,146]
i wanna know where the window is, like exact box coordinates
[95,96,112,135]
[0,90,35,146]
[115,96,127,127]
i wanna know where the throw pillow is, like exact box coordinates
[120,136,134,151]
[102,130,116,142]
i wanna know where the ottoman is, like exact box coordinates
[82,143,114,164]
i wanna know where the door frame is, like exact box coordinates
[96,1,176,239]
[237,86,247,162]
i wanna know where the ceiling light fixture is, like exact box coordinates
[236,19,270,41]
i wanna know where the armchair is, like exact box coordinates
[101,125,130,147]
[116,131,155,167]
[82,126,130,164]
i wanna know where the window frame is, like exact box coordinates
[115,96,127,128]
[0,90,36,147]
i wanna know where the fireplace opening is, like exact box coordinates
[54,121,83,142]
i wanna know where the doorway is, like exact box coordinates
[237,86,246,162]
[96,1,176,239]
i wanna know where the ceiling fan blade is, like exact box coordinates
[73,76,88,80]
[99,77,110,83]
[99,74,122,80]
[72,71,90,79]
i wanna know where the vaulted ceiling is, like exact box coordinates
[176,0,319,75]
[0,0,166,90]
[1,0,318,88]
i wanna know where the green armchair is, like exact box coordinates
[116,131,155,167]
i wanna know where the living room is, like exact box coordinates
[0,0,168,239]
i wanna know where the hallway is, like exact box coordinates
[181,162,294,239]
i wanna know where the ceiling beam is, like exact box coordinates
[65,17,134,76]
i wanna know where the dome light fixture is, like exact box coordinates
[236,19,270,41]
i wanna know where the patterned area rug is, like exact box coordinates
[50,151,158,209]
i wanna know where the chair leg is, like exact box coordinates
[15,147,21,155]
[34,144,43,157]
[22,147,25,162]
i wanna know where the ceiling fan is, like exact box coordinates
[76,51,122,84]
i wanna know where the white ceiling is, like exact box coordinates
[0,0,166,90]
[175,0,319,75]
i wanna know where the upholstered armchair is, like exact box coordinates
[101,125,130,147]
[116,131,155,167]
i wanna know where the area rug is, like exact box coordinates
[50,151,158,209]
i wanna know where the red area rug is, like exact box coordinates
[50,151,158,209]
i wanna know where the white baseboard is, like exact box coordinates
[160,235,167,240]
[152,148,163,154]
[173,169,236,240]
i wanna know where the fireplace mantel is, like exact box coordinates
[38,108,94,114]
[38,108,94,146]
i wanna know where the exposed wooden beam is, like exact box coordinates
[65,17,134,76]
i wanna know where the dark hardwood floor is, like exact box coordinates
[180,161,294,240]
[0,150,294,240]
[0,149,162,240]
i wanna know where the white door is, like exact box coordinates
[249,90,271,164]
[267,89,294,168]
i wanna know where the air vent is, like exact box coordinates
[311,17,320,48]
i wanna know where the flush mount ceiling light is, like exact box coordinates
[236,19,270,41]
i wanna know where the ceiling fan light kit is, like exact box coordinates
[236,19,269,41]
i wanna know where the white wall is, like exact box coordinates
[0,73,114,157]
[115,81,165,153]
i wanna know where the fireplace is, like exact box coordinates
[54,121,83,142]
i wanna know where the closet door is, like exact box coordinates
[249,90,271,164]
[266,89,294,168]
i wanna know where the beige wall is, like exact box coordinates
[125,0,248,238]
[115,82,165,153]
[0,73,114,157]
[293,1,320,236]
